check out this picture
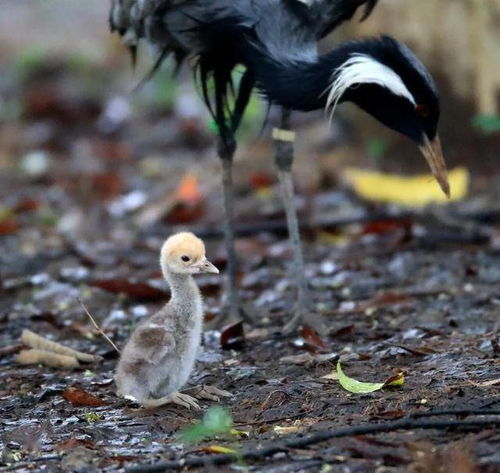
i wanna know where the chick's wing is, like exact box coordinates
[131,325,176,364]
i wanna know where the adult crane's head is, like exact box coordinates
[326,36,449,196]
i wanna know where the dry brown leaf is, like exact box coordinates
[90,279,167,301]
[62,387,106,407]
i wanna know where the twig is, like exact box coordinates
[78,298,120,354]
[0,344,23,358]
[6,455,60,471]
[125,418,500,473]
[234,408,318,427]
[410,409,500,418]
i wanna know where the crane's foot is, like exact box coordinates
[142,391,200,410]
[188,385,233,402]
[282,301,328,336]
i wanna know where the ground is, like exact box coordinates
[1,45,500,473]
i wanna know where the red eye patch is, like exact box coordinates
[415,104,430,118]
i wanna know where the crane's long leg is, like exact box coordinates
[211,69,256,327]
[218,138,241,324]
[273,108,325,335]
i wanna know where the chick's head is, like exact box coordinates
[160,232,219,276]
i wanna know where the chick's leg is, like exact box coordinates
[274,108,326,335]
[143,392,200,410]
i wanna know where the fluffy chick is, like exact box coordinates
[115,232,220,409]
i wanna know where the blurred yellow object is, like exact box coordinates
[343,166,469,206]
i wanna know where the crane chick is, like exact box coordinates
[115,232,227,409]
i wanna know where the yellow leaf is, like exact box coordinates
[203,445,237,454]
[383,371,405,387]
[343,166,469,207]
[230,428,249,438]
[273,425,301,435]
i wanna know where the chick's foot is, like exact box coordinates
[188,385,233,402]
[143,392,200,410]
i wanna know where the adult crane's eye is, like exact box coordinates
[181,255,190,262]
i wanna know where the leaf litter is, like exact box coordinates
[0,23,499,473]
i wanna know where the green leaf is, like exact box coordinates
[180,407,233,445]
[337,362,384,394]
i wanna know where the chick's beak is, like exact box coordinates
[419,135,450,198]
[197,258,219,274]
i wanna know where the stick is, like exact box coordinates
[21,330,102,363]
[125,418,500,473]
[77,298,120,354]
[410,409,500,418]
[16,349,79,369]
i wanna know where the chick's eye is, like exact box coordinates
[415,104,430,118]
[181,255,190,262]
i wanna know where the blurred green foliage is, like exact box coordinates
[366,138,388,158]
[180,406,233,445]
[472,115,500,134]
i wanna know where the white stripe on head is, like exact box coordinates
[326,54,416,120]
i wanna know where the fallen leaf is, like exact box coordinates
[293,326,329,353]
[330,325,354,339]
[280,352,337,365]
[176,173,202,206]
[273,425,301,435]
[62,387,106,407]
[220,321,245,350]
[0,219,20,235]
[336,363,405,394]
[322,371,339,381]
[90,172,124,200]
[249,172,273,189]
[230,429,249,438]
[362,219,413,236]
[343,166,469,206]
[15,198,40,213]
[55,438,95,452]
[392,344,436,357]
[202,445,237,454]
[166,172,205,224]
[369,409,406,420]
[383,371,405,387]
[90,279,167,301]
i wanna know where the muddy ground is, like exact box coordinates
[1,41,500,473]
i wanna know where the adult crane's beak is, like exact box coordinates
[419,135,450,198]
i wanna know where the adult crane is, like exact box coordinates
[110,0,449,333]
